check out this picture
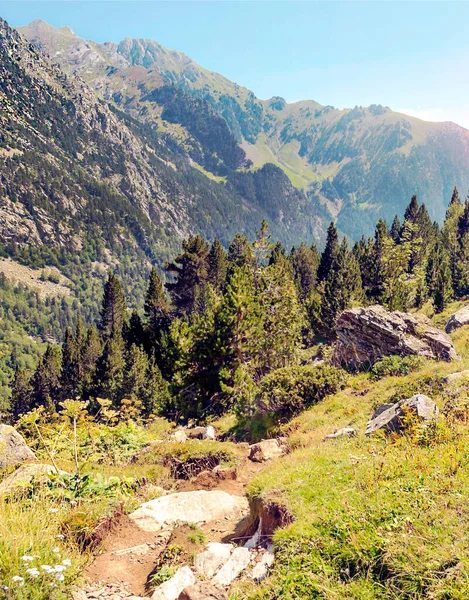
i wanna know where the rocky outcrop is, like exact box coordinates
[333,306,458,369]
[445,305,469,333]
[442,370,469,385]
[0,463,61,494]
[248,439,286,462]
[0,425,37,470]
[365,394,439,436]
[212,547,251,586]
[194,543,233,579]
[130,490,249,532]
[152,567,195,600]
[179,583,227,600]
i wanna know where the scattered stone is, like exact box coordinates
[251,544,275,582]
[152,566,195,600]
[0,424,37,469]
[171,430,187,443]
[212,547,251,586]
[130,490,249,532]
[442,370,469,385]
[212,465,237,481]
[365,394,439,436]
[179,582,227,600]
[194,542,233,579]
[445,305,469,333]
[333,305,459,369]
[203,426,216,441]
[323,427,357,441]
[249,439,285,462]
[0,463,62,494]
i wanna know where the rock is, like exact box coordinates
[323,427,357,441]
[333,305,459,369]
[248,439,285,462]
[203,426,216,440]
[171,430,187,443]
[179,582,228,600]
[445,305,469,333]
[186,427,206,440]
[152,567,195,600]
[194,542,233,578]
[0,424,37,470]
[130,490,249,532]
[212,547,251,586]
[251,545,275,582]
[213,465,237,481]
[0,463,62,494]
[365,394,439,436]
[442,370,469,385]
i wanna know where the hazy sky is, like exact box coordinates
[3,1,469,129]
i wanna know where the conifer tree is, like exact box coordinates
[122,343,149,400]
[60,327,80,399]
[99,272,127,338]
[269,241,287,266]
[317,222,339,283]
[80,325,102,397]
[94,327,125,405]
[426,240,453,312]
[290,242,320,301]
[125,311,145,348]
[227,233,255,271]
[442,187,464,287]
[454,200,469,295]
[31,345,62,412]
[166,235,210,314]
[11,367,32,420]
[142,360,171,416]
[390,215,401,242]
[207,238,227,290]
[144,268,171,349]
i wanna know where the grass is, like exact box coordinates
[242,312,469,599]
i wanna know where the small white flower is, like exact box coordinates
[54,565,66,573]
[57,534,65,540]
[21,555,34,562]
[26,568,39,578]
[52,547,60,554]
[49,507,59,514]
[12,576,24,583]
[41,565,53,573]
[62,559,71,567]
[55,573,64,582]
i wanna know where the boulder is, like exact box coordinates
[179,582,228,600]
[203,426,216,441]
[0,463,61,494]
[186,427,206,440]
[194,542,233,579]
[0,424,37,470]
[171,430,187,443]
[130,490,249,532]
[212,547,251,586]
[152,566,195,600]
[365,394,439,436]
[251,545,275,582]
[445,305,469,333]
[323,427,357,441]
[442,370,469,385]
[333,305,458,369]
[249,439,285,462]
[212,465,237,481]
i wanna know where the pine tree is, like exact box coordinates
[426,240,453,312]
[142,360,171,417]
[454,200,469,295]
[122,343,149,400]
[390,215,401,242]
[166,235,210,314]
[269,241,287,266]
[144,268,171,349]
[94,327,125,405]
[99,272,127,338]
[80,325,102,397]
[125,311,145,348]
[227,233,255,271]
[442,187,464,289]
[317,222,339,283]
[254,219,273,268]
[60,327,80,399]
[404,195,419,223]
[11,367,32,420]
[207,238,227,290]
[290,242,320,301]
[31,345,62,412]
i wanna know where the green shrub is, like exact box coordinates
[256,364,347,418]
[371,355,424,379]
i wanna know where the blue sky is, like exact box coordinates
[3,1,469,128]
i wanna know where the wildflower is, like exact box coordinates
[57,534,65,540]
[55,573,64,582]
[21,555,34,562]
[54,565,66,573]
[12,576,24,584]
[26,568,39,578]
[62,559,71,567]
[52,547,60,554]
[49,507,59,514]
[41,565,53,573]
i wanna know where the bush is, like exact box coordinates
[256,364,347,418]
[371,355,424,379]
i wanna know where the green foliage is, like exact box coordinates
[371,355,424,380]
[256,364,347,418]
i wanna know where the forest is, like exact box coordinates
[5,187,468,428]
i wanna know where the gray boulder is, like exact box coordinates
[249,439,286,462]
[445,305,469,333]
[0,424,36,470]
[179,583,228,600]
[0,463,62,494]
[442,370,469,386]
[366,394,439,436]
[333,305,458,369]
[152,566,195,600]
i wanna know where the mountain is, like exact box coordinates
[19,19,469,238]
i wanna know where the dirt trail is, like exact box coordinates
[83,454,267,597]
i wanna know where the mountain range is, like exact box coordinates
[18,18,469,239]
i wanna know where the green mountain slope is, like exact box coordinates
[19,19,469,238]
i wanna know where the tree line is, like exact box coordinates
[9,188,469,422]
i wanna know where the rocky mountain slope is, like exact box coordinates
[19,19,469,238]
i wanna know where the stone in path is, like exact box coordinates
[194,542,233,579]
[152,566,195,600]
[130,490,249,532]
[249,439,285,462]
[366,394,438,436]
[179,582,227,600]
[251,545,275,582]
[212,547,251,586]
[0,424,37,469]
